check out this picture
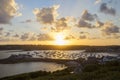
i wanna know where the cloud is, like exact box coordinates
[95,0,102,4]
[28,33,36,41]
[29,36,36,41]
[56,18,67,29]
[79,35,87,39]
[114,35,120,39]
[0,27,4,35]
[100,3,116,16]
[102,22,119,35]
[77,10,97,28]
[52,17,71,32]
[0,38,10,42]
[37,33,53,41]
[89,37,100,39]
[81,10,97,21]
[95,20,104,27]
[20,33,30,40]
[79,32,89,39]
[33,5,74,32]
[77,19,95,28]
[13,34,19,37]
[108,0,113,4]
[65,35,76,40]
[20,19,33,23]
[33,5,59,25]
[0,0,21,24]
[20,32,37,41]
[5,32,11,37]
[80,31,89,35]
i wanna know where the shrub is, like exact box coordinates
[83,64,100,72]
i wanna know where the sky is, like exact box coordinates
[0,0,120,45]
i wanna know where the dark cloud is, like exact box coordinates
[37,33,53,41]
[108,0,113,3]
[81,10,97,21]
[52,17,71,32]
[13,34,19,37]
[0,27,4,31]
[80,32,85,34]
[19,32,37,41]
[51,27,56,32]
[33,5,59,24]
[29,37,36,41]
[20,33,37,41]
[79,35,87,39]
[0,27,4,35]
[77,19,95,28]
[102,22,119,35]
[105,33,120,39]
[56,18,67,28]
[65,35,76,40]
[100,3,116,16]
[0,0,21,24]
[77,10,97,28]
[79,32,90,39]
[80,31,89,35]
[33,5,74,32]
[89,37,100,40]
[5,32,11,37]
[95,20,104,27]
[20,33,30,40]
[20,19,33,23]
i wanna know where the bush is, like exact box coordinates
[52,68,71,76]
[104,61,120,67]
[83,64,100,72]
[29,71,50,78]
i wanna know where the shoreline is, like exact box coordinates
[0,57,76,65]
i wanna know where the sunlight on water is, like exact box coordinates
[0,62,66,78]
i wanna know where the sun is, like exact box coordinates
[54,33,67,45]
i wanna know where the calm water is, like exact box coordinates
[0,50,118,78]
[0,62,65,78]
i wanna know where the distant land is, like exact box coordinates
[0,45,120,52]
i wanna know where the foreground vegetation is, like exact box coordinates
[1,60,120,80]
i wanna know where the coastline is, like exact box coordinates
[0,57,75,65]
